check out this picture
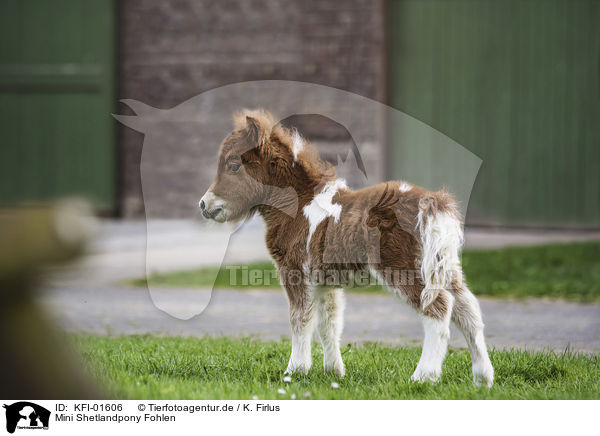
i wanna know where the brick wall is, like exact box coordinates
[118,0,386,217]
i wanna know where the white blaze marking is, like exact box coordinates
[199,191,223,209]
[399,182,412,192]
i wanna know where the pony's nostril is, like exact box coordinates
[200,200,206,210]
[210,206,223,218]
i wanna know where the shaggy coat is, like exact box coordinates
[200,110,494,386]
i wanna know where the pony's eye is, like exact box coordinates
[228,162,241,173]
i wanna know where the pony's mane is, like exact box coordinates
[233,109,336,184]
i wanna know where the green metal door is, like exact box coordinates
[388,0,600,228]
[0,0,116,210]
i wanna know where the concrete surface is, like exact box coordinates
[38,218,600,352]
[39,285,600,352]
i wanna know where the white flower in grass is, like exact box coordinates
[252,396,258,400]
[283,376,292,383]
[277,388,286,394]
[331,382,339,389]
[291,394,296,400]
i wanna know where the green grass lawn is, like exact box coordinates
[73,335,600,400]
[131,241,600,302]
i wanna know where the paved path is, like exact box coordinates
[38,219,600,352]
[38,285,600,352]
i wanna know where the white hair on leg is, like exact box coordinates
[452,285,494,387]
[286,329,314,375]
[471,330,494,387]
[411,290,454,383]
[315,287,346,377]
[285,298,316,375]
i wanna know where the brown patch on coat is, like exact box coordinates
[205,109,464,321]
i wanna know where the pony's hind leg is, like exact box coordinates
[411,289,454,383]
[315,287,345,377]
[451,281,494,387]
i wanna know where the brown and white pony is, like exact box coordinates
[200,109,494,386]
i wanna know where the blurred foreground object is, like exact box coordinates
[0,200,103,399]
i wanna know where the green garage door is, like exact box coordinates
[388,0,600,228]
[0,0,116,210]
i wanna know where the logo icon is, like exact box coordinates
[3,402,50,434]
[114,80,481,320]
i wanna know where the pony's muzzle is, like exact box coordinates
[199,192,226,221]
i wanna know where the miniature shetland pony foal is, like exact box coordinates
[200,110,494,386]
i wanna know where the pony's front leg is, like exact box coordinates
[283,276,316,375]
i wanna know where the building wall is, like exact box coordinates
[0,0,116,210]
[388,0,600,228]
[118,0,386,217]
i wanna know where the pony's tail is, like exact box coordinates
[416,192,464,310]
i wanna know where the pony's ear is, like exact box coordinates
[246,116,260,144]
[233,109,274,146]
